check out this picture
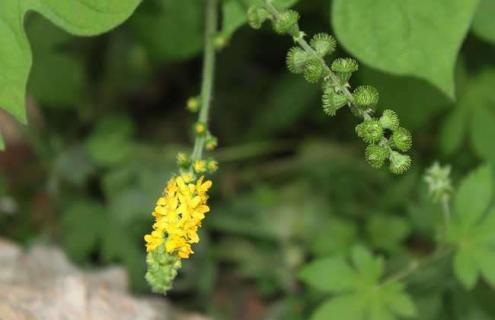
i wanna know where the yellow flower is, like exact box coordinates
[193,160,207,173]
[144,174,212,259]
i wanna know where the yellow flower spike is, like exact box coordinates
[193,160,207,173]
[144,175,212,260]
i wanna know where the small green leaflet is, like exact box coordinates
[440,70,495,163]
[0,0,141,149]
[447,165,495,290]
[299,246,416,320]
[332,0,479,98]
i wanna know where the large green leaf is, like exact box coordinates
[332,0,479,98]
[472,0,495,44]
[0,0,140,147]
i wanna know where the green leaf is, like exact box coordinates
[440,106,469,155]
[0,0,141,123]
[62,201,106,262]
[130,0,203,62]
[85,115,135,166]
[27,16,85,107]
[472,0,495,44]
[0,133,4,151]
[332,0,479,98]
[440,69,495,158]
[351,245,384,284]
[299,257,355,293]
[454,165,492,227]
[471,107,495,164]
[366,214,411,252]
[454,248,480,290]
[357,66,449,130]
[311,296,364,320]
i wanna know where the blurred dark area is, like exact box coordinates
[1,0,495,319]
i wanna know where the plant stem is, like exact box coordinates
[191,0,218,162]
[381,246,452,286]
[263,0,370,120]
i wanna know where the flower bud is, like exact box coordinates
[247,6,270,29]
[286,47,310,74]
[193,160,207,173]
[355,120,383,144]
[391,127,412,152]
[365,144,389,168]
[331,58,359,83]
[193,122,207,136]
[310,33,336,57]
[205,136,218,151]
[176,152,190,168]
[303,59,324,83]
[186,97,200,113]
[389,151,411,175]
[273,10,300,36]
[353,85,379,110]
[145,246,181,294]
[379,109,399,130]
[207,159,218,173]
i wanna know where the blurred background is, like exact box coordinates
[1,0,495,319]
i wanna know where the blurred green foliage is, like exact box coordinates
[1,0,495,319]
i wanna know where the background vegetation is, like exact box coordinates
[1,0,495,319]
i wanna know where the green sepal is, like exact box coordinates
[273,9,300,36]
[322,86,347,116]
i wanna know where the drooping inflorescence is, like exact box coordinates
[247,1,412,174]
[144,0,219,294]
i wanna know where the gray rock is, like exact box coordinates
[0,239,207,320]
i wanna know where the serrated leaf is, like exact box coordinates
[332,0,479,98]
[472,0,495,44]
[454,248,479,290]
[454,165,492,227]
[383,283,417,317]
[0,0,141,123]
[299,257,355,293]
[351,245,384,284]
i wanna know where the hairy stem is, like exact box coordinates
[191,0,218,162]
[263,0,370,120]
